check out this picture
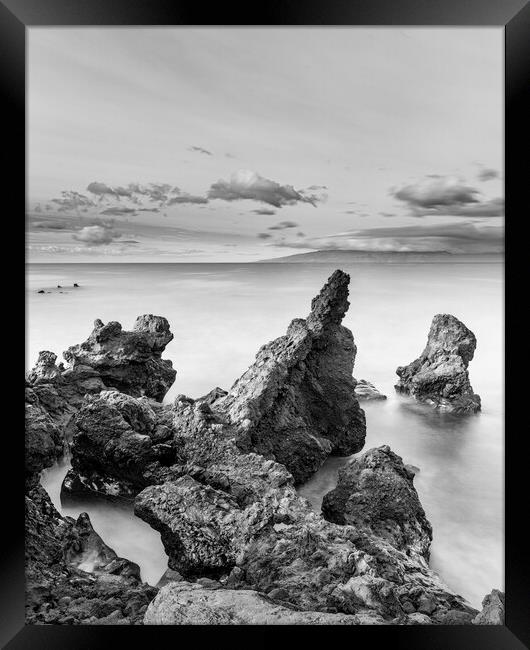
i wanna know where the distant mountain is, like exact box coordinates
[257,250,504,264]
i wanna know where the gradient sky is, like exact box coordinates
[27,27,504,262]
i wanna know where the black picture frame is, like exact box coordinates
[4,0,528,647]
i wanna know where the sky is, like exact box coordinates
[27,27,504,262]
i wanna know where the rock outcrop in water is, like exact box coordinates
[354,379,387,401]
[26,270,498,626]
[61,390,179,500]
[395,314,481,413]
[215,270,366,483]
[63,315,176,402]
[321,445,432,562]
[25,483,157,624]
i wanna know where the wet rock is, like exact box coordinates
[472,589,505,625]
[395,314,481,413]
[61,391,179,499]
[25,483,156,625]
[25,387,64,486]
[218,270,366,484]
[63,315,176,401]
[321,445,432,562]
[144,582,384,625]
[135,476,240,578]
[354,379,387,401]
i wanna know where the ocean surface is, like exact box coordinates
[29,262,503,608]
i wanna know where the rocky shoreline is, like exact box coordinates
[25,269,503,625]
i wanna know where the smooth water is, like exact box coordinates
[29,262,503,607]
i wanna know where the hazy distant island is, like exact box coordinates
[258,250,504,264]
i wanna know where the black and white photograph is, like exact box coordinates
[23,23,508,629]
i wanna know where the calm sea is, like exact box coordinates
[29,262,503,608]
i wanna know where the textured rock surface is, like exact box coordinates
[395,314,481,413]
[135,440,475,623]
[217,270,366,483]
[144,582,385,625]
[62,390,179,499]
[472,589,505,625]
[25,386,64,487]
[354,379,387,401]
[63,315,176,401]
[321,445,432,562]
[25,483,156,625]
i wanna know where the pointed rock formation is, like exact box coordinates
[217,270,366,483]
[395,314,481,413]
[321,445,432,562]
[63,315,176,401]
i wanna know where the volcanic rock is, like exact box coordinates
[217,270,366,483]
[395,314,481,413]
[144,582,385,625]
[61,390,179,499]
[63,315,176,401]
[25,483,156,625]
[472,589,505,625]
[321,445,432,562]
[354,379,387,401]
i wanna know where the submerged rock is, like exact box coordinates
[354,379,387,401]
[472,589,505,625]
[144,582,385,625]
[217,270,366,483]
[25,483,156,625]
[321,445,432,562]
[395,314,481,413]
[63,315,176,402]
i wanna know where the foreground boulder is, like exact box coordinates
[144,582,385,625]
[135,435,475,623]
[321,445,432,562]
[395,314,481,413]
[25,483,156,625]
[217,270,366,483]
[63,315,176,401]
[62,390,179,499]
[472,589,505,625]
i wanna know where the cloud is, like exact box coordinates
[33,220,69,230]
[72,225,121,246]
[277,221,504,254]
[306,185,328,190]
[477,167,500,181]
[257,233,272,239]
[34,204,42,213]
[208,170,318,208]
[87,181,172,205]
[268,220,299,230]
[86,182,118,199]
[51,191,96,212]
[252,209,276,216]
[392,175,504,218]
[297,231,306,237]
[189,146,213,156]
[167,194,208,205]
